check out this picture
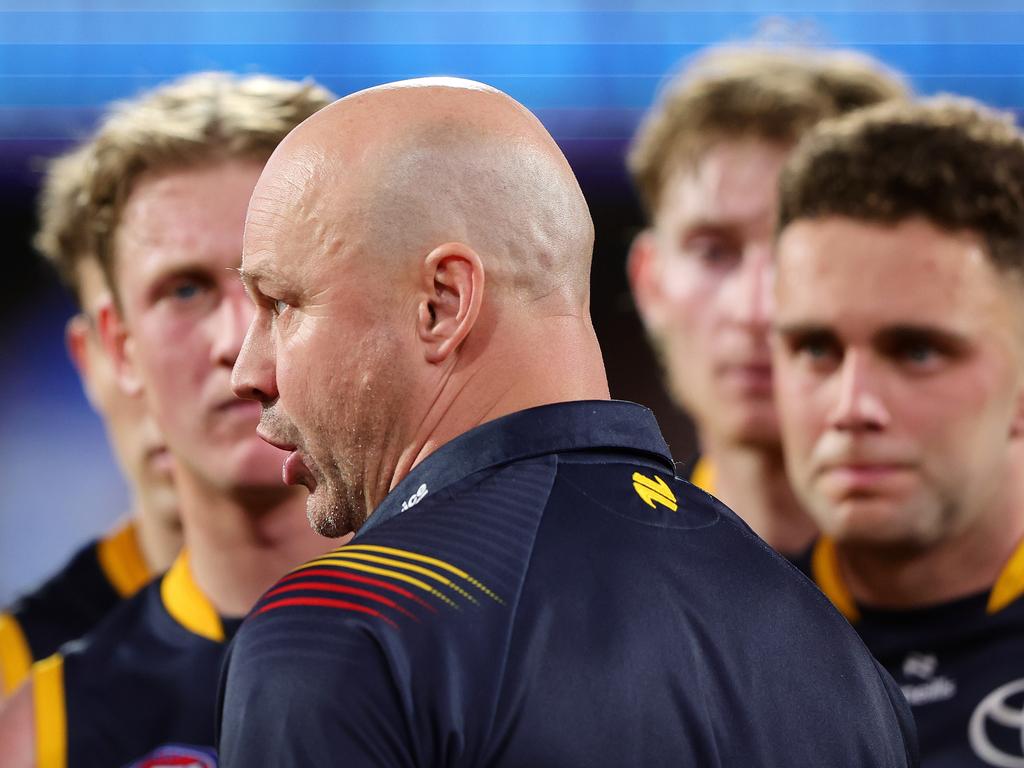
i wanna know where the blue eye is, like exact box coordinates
[274,299,289,316]
[903,344,936,363]
[172,281,202,301]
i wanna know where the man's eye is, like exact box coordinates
[274,299,289,316]
[902,343,935,363]
[896,341,941,368]
[789,334,841,367]
[684,237,741,270]
[169,280,204,301]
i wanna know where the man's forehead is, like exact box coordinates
[660,143,783,230]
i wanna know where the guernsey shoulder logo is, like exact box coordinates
[632,472,678,512]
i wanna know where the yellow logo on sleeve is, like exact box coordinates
[632,472,678,512]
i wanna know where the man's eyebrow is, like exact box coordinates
[873,325,969,351]
[773,321,832,336]
[236,266,273,291]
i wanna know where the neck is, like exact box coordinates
[384,315,610,507]
[130,493,183,574]
[836,510,1024,610]
[699,431,816,555]
[175,468,331,618]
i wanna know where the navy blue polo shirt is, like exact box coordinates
[219,400,917,767]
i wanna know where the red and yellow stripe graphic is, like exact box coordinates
[255,544,503,628]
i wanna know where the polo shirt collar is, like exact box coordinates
[357,400,672,537]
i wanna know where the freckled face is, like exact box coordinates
[115,160,291,493]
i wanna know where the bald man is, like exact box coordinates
[219,79,918,767]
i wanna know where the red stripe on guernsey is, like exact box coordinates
[277,568,437,612]
[255,597,399,629]
[264,581,420,622]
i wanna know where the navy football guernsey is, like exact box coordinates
[219,401,918,767]
[797,537,1024,768]
[31,551,237,768]
[0,521,152,696]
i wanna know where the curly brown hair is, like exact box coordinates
[777,97,1024,274]
[627,46,908,217]
[35,71,335,303]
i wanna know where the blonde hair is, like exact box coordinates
[36,71,335,300]
[627,46,908,216]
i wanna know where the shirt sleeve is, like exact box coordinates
[873,657,920,767]
[218,613,418,768]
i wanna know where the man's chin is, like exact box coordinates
[306,493,353,539]
[819,498,937,550]
[720,414,781,451]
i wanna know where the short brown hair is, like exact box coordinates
[627,46,908,216]
[778,97,1024,274]
[35,71,335,301]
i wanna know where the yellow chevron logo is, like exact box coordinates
[632,472,677,512]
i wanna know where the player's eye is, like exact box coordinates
[682,234,742,271]
[161,276,211,305]
[273,299,289,316]
[879,331,955,372]
[787,331,842,370]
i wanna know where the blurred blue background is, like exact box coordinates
[3,0,1023,603]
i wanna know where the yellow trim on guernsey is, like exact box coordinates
[690,458,715,495]
[329,551,478,603]
[300,557,459,608]
[344,545,504,604]
[0,612,32,695]
[160,553,224,642]
[33,654,67,768]
[812,536,1024,619]
[988,537,1024,614]
[810,538,861,623]
[97,520,153,599]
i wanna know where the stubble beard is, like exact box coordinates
[307,351,409,539]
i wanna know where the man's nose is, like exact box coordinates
[722,244,774,330]
[211,290,255,369]
[827,349,890,433]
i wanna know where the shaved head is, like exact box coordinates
[247,78,594,310]
[234,78,607,536]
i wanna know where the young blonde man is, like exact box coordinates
[0,72,336,768]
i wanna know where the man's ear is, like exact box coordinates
[65,313,99,408]
[627,229,666,332]
[1011,386,1024,439]
[97,299,143,397]
[416,242,485,365]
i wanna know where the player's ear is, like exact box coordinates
[66,313,100,408]
[627,229,666,332]
[65,313,90,379]
[97,298,143,397]
[416,242,485,365]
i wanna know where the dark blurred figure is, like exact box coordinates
[0,147,181,703]
[627,46,907,554]
[774,97,1024,767]
[0,72,336,768]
